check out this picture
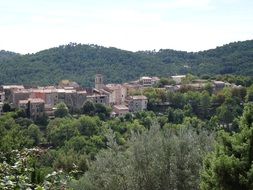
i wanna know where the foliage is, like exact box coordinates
[0,41,253,86]
[69,125,214,190]
[54,102,69,118]
[0,148,73,190]
[200,103,253,190]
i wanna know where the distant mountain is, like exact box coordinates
[0,40,252,86]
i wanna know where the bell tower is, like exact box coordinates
[95,74,104,90]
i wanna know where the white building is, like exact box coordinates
[171,75,186,84]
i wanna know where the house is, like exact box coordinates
[123,83,143,95]
[59,80,80,89]
[30,88,58,107]
[139,76,160,87]
[171,75,186,84]
[213,81,225,91]
[139,76,152,87]
[126,95,148,112]
[76,90,88,109]
[86,94,109,106]
[103,84,127,105]
[1,85,25,102]
[164,85,181,92]
[18,98,45,120]
[0,92,5,103]
[12,89,30,107]
[113,105,129,117]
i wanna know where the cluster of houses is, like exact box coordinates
[0,75,157,119]
[0,74,238,120]
[164,75,242,92]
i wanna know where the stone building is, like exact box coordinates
[12,89,30,107]
[103,84,127,105]
[18,98,45,120]
[86,94,109,106]
[113,105,129,117]
[1,85,25,102]
[126,95,148,112]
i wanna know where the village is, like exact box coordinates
[0,74,239,120]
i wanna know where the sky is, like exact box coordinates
[0,0,253,54]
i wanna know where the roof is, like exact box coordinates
[31,88,57,93]
[213,81,225,84]
[151,77,160,81]
[140,76,152,80]
[105,84,122,90]
[2,85,24,89]
[113,105,129,110]
[87,94,107,98]
[19,98,45,104]
[64,90,76,94]
[129,95,147,100]
[77,90,87,94]
[13,89,30,93]
[171,75,186,78]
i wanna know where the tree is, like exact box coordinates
[26,124,43,146]
[2,103,11,112]
[78,116,101,137]
[54,102,69,118]
[94,103,111,120]
[82,101,95,116]
[201,103,253,190]
[246,85,253,102]
[69,125,214,190]
[47,118,79,147]
[199,91,211,119]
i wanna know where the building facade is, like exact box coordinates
[126,95,148,112]
[113,105,129,117]
[18,98,45,120]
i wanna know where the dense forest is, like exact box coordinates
[1,81,253,189]
[0,40,253,86]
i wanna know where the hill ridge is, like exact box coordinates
[0,40,252,86]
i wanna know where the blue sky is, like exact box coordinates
[0,0,253,54]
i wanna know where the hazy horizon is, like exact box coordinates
[1,0,253,54]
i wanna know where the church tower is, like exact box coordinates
[95,74,104,90]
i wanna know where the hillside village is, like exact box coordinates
[0,74,241,121]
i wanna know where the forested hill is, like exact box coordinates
[0,50,19,60]
[0,40,253,86]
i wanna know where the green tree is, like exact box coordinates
[70,125,214,190]
[47,118,79,147]
[26,124,43,146]
[83,101,96,116]
[54,102,69,118]
[246,85,253,102]
[2,103,11,112]
[201,103,253,190]
[78,116,101,137]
